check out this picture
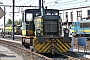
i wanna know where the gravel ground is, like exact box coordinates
[74,38,90,51]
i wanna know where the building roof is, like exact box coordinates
[60,6,90,11]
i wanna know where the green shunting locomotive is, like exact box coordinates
[21,9,72,54]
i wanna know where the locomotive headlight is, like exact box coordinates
[37,29,41,34]
[65,29,69,33]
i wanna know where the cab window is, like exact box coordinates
[26,13,32,21]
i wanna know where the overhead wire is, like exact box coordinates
[23,0,33,5]
[16,0,36,17]
[44,0,76,5]
[4,0,22,6]
[4,0,12,4]
[59,0,78,5]
[15,0,23,2]
[45,0,88,6]
[21,0,36,11]
[47,0,87,7]
[44,1,54,5]
[30,0,36,6]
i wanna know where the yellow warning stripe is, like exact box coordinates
[59,39,71,51]
[56,39,68,51]
[40,43,49,52]
[57,43,66,52]
[65,43,70,48]
[54,40,63,52]
[34,44,40,51]
[45,44,51,53]
[34,44,41,50]
[34,39,38,44]
[42,43,50,53]
[38,43,45,50]
[47,50,50,53]
[33,38,71,53]
[34,39,46,52]
[55,44,62,53]
[59,38,70,49]
[68,43,71,46]
[36,43,45,51]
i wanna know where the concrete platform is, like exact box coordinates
[0,45,23,60]
[0,37,21,44]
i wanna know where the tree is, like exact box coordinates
[18,19,22,25]
[14,19,22,25]
[6,19,12,25]
[6,18,22,25]
[14,20,18,25]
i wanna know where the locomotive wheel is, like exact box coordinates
[51,47,55,55]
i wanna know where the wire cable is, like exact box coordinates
[44,1,54,5]
[47,0,87,7]
[59,0,86,6]
[15,0,22,2]
[3,0,22,5]
[30,0,36,6]
[23,0,33,5]
[44,0,77,5]
[3,0,12,5]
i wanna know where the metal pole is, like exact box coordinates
[39,0,41,15]
[42,0,44,16]
[41,0,44,16]
[39,0,45,16]
[42,0,44,8]
[12,0,14,40]
[4,6,5,37]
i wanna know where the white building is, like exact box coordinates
[59,6,90,22]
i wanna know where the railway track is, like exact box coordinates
[42,52,90,60]
[0,35,90,60]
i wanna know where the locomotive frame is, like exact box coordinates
[21,9,72,54]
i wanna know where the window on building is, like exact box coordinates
[66,12,68,21]
[77,11,82,21]
[88,10,90,17]
[59,13,62,19]
[66,12,68,18]
[77,11,82,16]
[71,12,73,22]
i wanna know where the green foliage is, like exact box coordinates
[6,18,22,25]
[14,19,22,25]
[7,19,12,24]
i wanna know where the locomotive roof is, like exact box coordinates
[79,19,90,23]
[22,9,59,13]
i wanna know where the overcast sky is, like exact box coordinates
[0,0,90,25]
